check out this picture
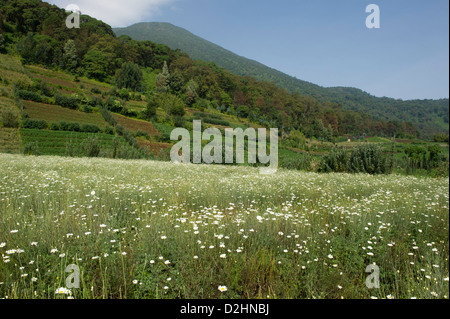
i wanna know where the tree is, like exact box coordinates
[1,107,19,128]
[168,72,184,93]
[185,79,198,106]
[142,96,157,120]
[115,61,143,91]
[220,92,233,108]
[156,93,185,118]
[63,40,78,72]
[82,49,108,82]
[155,61,170,93]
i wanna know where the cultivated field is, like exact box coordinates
[0,153,448,299]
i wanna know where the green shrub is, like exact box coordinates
[134,130,150,139]
[99,106,117,127]
[23,142,39,156]
[1,108,19,128]
[22,119,47,129]
[16,90,43,103]
[348,144,389,174]
[55,93,79,109]
[104,126,114,135]
[59,121,68,131]
[318,147,348,173]
[80,123,101,133]
[67,122,80,132]
[83,136,101,157]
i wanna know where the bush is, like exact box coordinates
[59,121,68,131]
[99,106,117,127]
[104,126,114,135]
[55,93,79,109]
[15,90,43,103]
[1,108,19,128]
[22,119,47,129]
[142,97,157,120]
[104,96,124,113]
[82,104,93,113]
[319,144,389,175]
[135,130,150,139]
[318,147,348,173]
[80,124,101,133]
[50,122,60,130]
[67,122,80,132]
[83,136,101,157]
[115,125,124,136]
[347,144,389,174]
[91,87,101,95]
[120,106,138,118]
[23,142,39,156]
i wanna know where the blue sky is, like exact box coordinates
[49,0,449,100]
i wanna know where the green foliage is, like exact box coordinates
[319,144,389,175]
[142,96,157,120]
[318,147,348,173]
[17,33,59,66]
[1,107,19,128]
[0,34,7,54]
[347,144,389,175]
[22,141,39,156]
[115,62,143,91]
[54,93,79,109]
[62,39,78,72]
[80,123,101,133]
[99,107,117,127]
[155,62,170,93]
[288,130,306,149]
[156,92,185,118]
[15,89,43,103]
[83,135,101,157]
[433,134,449,143]
[82,50,109,82]
[114,22,448,138]
[22,118,47,130]
[185,79,198,106]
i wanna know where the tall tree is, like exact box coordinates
[63,39,78,72]
[115,61,143,91]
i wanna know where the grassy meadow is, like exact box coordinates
[0,153,448,299]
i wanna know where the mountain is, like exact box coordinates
[113,22,449,137]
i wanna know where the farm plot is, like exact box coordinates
[23,101,109,129]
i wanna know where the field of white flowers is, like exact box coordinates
[0,153,448,299]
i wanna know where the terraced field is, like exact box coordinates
[0,128,20,153]
[19,129,139,158]
[23,101,109,129]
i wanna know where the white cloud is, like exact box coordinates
[47,0,176,27]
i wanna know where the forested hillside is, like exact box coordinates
[0,0,437,143]
[114,22,449,138]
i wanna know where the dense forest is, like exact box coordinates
[0,0,433,140]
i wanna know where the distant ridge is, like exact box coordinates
[114,22,449,137]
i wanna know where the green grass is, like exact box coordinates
[19,129,138,158]
[0,153,448,299]
[23,101,109,129]
[0,128,20,153]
